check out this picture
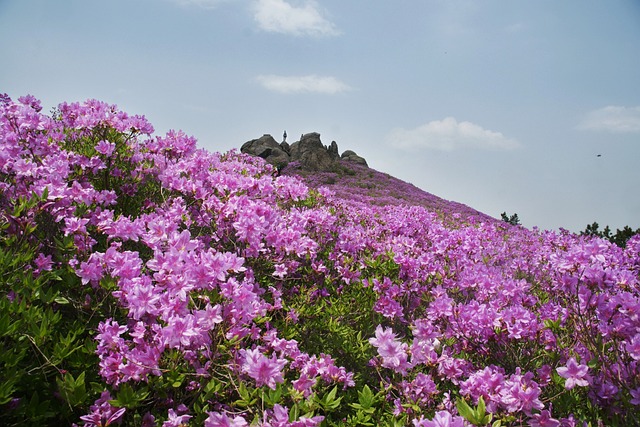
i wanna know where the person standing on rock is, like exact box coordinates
[283,130,287,143]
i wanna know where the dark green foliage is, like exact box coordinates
[500,212,521,226]
[0,192,104,425]
[582,221,640,248]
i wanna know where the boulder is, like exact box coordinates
[289,133,335,171]
[328,141,340,160]
[341,149,368,167]
[280,141,290,154]
[241,134,289,167]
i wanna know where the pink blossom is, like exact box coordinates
[412,410,465,427]
[79,391,126,427]
[33,253,53,273]
[292,374,316,397]
[204,412,247,427]
[95,140,116,156]
[163,409,192,427]
[241,348,287,389]
[556,357,590,389]
[369,325,410,374]
[528,409,560,427]
[625,334,640,360]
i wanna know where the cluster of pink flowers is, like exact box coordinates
[2,94,639,426]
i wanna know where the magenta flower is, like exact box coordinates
[556,357,590,389]
[240,348,287,390]
[369,325,410,373]
[204,412,248,427]
[79,391,126,426]
[95,140,116,157]
[528,409,560,427]
[625,334,640,360]
[412,410,465,427]
[162,409,192,427]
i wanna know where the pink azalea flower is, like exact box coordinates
[369,325,410,374]
[412,410,465,427]
[95,140,116,157]
[204,412,247,427]
[528,409,560,427]
[630,387,640,405]
[162,409,192,427]
[241,348,287,390]
[556,357,590,389]
[79,391,126,427]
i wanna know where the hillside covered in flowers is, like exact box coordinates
[1,95,639,426]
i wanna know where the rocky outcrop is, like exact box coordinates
[341,150,368,167]
[241,132,367,171]
[328,141,339,160]
[240,134,289,167]
[288,133,336,171]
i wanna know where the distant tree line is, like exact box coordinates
[581,222,640,248]
[500,213,638,248]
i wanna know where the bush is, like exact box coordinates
[1,94,639,426]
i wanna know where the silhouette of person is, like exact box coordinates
[283,130,287,142]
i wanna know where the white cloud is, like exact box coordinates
[256,74,351,94]
[388,117,520,151]
[578,106,640,133]
[252,0,339,37]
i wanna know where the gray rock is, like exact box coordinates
[241,134,289,167]
[289,133,335,171]
[328,141,340,159]
[280,141,290,154]
[241,132,368,171]
[341,150,368,167]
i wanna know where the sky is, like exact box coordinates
[1,0,639,232]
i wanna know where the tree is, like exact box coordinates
[500,212,520,226]
[581,222,639,248]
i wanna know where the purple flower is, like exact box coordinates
[556,357,590,389]
[240,348,287,389]
[95,140,116,156]
[369,325,410,374]
[79,391,126,426]
[204,412,247,427]
[528,409,560,427]
[162,409,192,427]
[625,334,640,360]
[412,410,465,427]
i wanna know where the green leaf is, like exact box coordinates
[456,398,475,422]
[53,296,70,305]
[358,384,374,409]
[56,371,88,407]
[289,403,300,422]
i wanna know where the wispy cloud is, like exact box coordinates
[252,0,339,37]
[388,117,520,151]
[256,74,351,94]
[578,106,640,133]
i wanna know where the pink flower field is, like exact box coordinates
[1,94,639,426]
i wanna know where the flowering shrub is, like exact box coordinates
[1,94,639,426]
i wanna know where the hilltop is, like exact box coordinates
[242,132,496,224]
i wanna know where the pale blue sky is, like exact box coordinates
[1,0,639,231]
